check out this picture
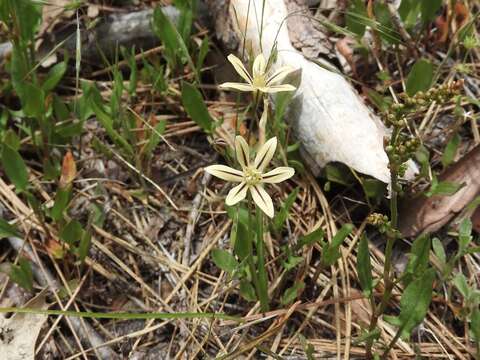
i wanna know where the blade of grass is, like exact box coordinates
[0,307,241,321]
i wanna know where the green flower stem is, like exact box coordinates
[366,127,401,358]
[256,206,270,312]
[247,198,260,296]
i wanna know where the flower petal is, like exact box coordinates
[259,84,296,93]
[266,66,295,85]
[226,182,248,206]
[261,166,295,183]
[250,184,274,218]
[235,135,250,169]
[252,54,266,79]
[205,165,244,182]
[254,137,277,171]
[219,82,255,92]
[226,54,252,84]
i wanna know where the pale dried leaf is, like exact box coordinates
[0,292,48,359]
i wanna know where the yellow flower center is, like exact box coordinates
[244,167,262,185]
[252,75,267,89]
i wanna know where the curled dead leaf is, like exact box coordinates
[399,145,480,237]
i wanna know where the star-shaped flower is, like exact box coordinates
[219,53,297,94]
[205,136,295,218]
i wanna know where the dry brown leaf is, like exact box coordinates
[0,292,48,359]
[399,145,480,237]
[434,14,449,44]
[472,206,480,233]
[336,37,357,76]
[87,4,100,19]
[39,0,73,36]
[45,238,65,259]
[349,290,372,327]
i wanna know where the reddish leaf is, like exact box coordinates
[59,151,76,188]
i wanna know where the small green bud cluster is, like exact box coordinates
[383,80,463,182]
[384,80,463,128]
[367,213,400,238]
[386,136,419,177]
[405,81,463,106]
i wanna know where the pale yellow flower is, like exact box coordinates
[219,54,296,94]
[205,136,295,218]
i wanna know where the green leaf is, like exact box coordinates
[196,36,209,71]
[453,273,469,298]
[153,6,181,67]
[234,221,251,261]
[1,144,29,191]
[3,129,20,151]
[346,0,368,36]
[2,0,42,43]
[76,231,91,263]
[174,0,195,42]
[432,237,446,265]
[420,0,442,23]
[0,218,20,239]
[441,133,460,168]
[396,268,435,339]
[406,59,434,96]
[323,164,355,186]
[458,218,473,253]
[404,234,431,284]
[415,144,430,177]
[272,188,299,232]
[211,249,239,275]
[399,0,421,29]
[152,5,196,76]
[363,179,386,202]
[181,81,215,133]
[239,280,256,302]
[143,120,167,157]
[42,61,67,92]
[21,82,45,118]
[352,328,381,345]
[60,220,84,246]
[357,234,373,296]
[471,308,480,343]
[50,187,71,221]
[281,281,305,305]
[283,255,303,271]
[297,228,324,249]
[121,46,138,96]
[9,258,33,291]
[299,334,315,360]
[321,224,353,267]
[366,89,391,112]
[425,176,464,197]
[373,3,401,44]
[90,99,134,155]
